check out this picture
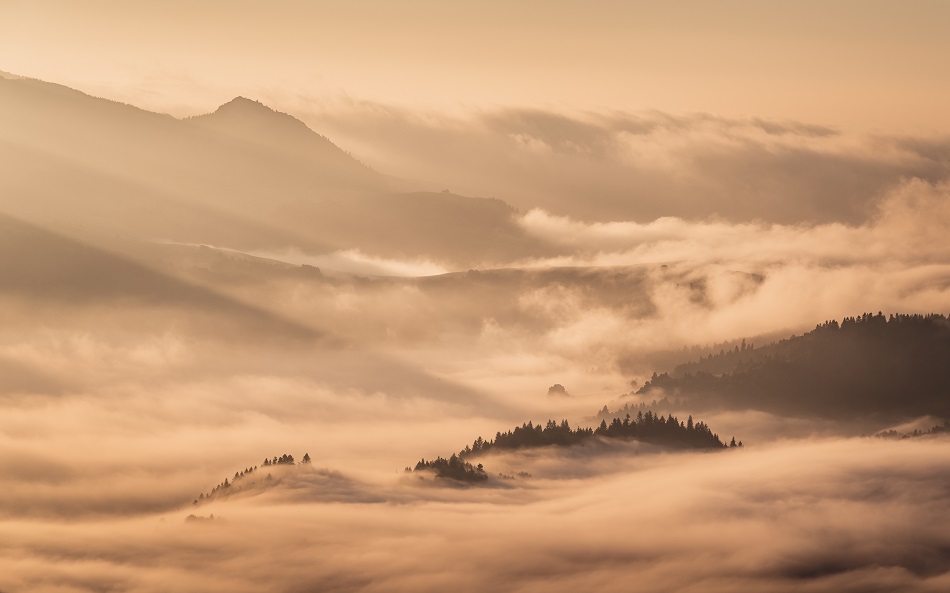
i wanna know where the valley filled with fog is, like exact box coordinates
[2,51,950,593]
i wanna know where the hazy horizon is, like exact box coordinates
[5,1,950,135]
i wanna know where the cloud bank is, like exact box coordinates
[2,438,950,592]
[300,102,950,225]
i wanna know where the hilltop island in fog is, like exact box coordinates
[184,312,950,496]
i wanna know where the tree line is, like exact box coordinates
[410,456,488,482]
[460,411,732,458]
[595,398,676,422]
[409,411,737,483]
[874,420,949,440]
[194,452,311,505]
[262,453,310,466]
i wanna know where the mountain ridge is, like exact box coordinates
[0,70,549,266]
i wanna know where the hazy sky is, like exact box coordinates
[3,0,950,133]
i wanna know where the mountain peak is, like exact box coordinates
[215,96,273,114]
[188,93,383,185]
[201,95,316,137]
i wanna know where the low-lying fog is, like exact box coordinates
[3,438,950,593]
[2,180,949,590]
[2,70,950,592]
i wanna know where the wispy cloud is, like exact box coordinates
[300,102,950,225]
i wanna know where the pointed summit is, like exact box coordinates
[190,95,382,188]
[203,96,313,137]
[215,96,274,114]
[223,95,259,106]
[203,95,321,140]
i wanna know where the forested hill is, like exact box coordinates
[410,412,736,483]
[638,313,950,420]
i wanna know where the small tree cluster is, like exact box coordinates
[411,454,487,483]
[260,452,312,466]
[596,397,676,421]
[194,452,313,505]
[593,411,730,449]
[194,465,258,505]
[874,420,948,440]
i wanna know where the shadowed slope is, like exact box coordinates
[638,313,950,421]
[0,214,321,340]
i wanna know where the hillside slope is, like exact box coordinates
[637,313,950,420]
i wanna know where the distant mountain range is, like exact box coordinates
[0,71,550,267]
[638,313,950,421]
